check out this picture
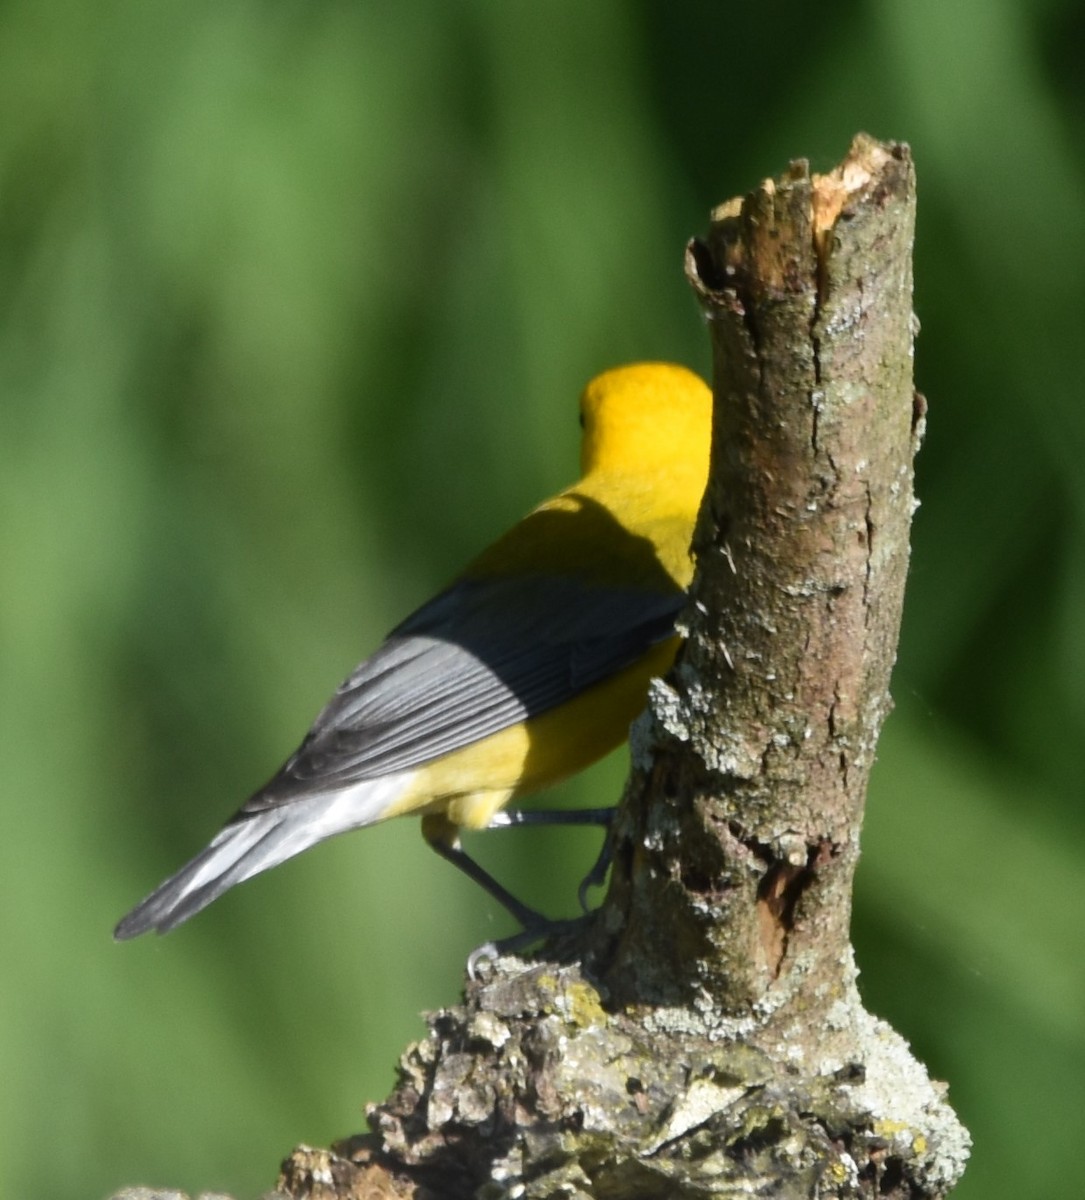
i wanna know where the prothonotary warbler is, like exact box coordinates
[114,362,712,943]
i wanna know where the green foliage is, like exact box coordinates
[1,2,1080,1197]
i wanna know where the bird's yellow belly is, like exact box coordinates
[386,636,680,830]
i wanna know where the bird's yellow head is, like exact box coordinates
[578,363,712,480]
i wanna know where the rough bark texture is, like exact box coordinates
[597,136,924,1035]
[110,135,971,1200]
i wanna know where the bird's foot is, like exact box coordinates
[466,916,587,980]
[577,830,614,913]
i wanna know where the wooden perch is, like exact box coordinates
[111,134,971,1200]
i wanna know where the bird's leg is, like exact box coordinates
[576,822,615,913]
[426,832,549,930]
[485,806,617,913]
[485,806,616,829]
[422,811,591,979]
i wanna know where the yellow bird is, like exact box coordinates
[115,363,712,942]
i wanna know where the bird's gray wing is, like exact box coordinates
[245,574,682,807]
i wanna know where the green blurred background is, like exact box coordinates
[2,1,1081,1197]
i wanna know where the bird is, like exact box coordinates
[114,362,712,943]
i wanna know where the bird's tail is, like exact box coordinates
[114,775,412,939]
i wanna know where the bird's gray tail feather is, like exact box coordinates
[114,775,411,939]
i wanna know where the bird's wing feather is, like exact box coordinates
[245,575,681,807]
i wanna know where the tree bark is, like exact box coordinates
[113,134,971,1200]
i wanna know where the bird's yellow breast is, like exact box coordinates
[391,635,680,830]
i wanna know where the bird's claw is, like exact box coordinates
[466,917,587,981]
[577,828,615,913]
